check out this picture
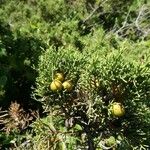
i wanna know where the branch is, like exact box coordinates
[135,5,150,37]
[83,0,109,23]
[135,5,145,31]
[115,9,131,34]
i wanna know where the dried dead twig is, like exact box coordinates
[83,0,109,23]
[114,4,150,38]
[135,5,150,37]
[0,102,34,133]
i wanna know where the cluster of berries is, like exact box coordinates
[50,73,73,92]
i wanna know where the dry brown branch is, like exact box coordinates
[114,4,150,38]
[83,0,109,23]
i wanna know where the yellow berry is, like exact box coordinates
[54,73,64,82]
[50,80,63,92]
[62,81,73,92]
[111,103,125,117]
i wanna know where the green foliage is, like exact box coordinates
[30,115,80,150]
[10,115,82,150]
[0,132,14,149]
[35,46,86,97]
[0,0,150,149]
[35,31,150,149]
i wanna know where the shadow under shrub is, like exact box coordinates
[0,21,45,111]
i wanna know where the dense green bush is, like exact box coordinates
[35,32,150,149]
[0,0,150,149]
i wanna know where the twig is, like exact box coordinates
[114,4,150,38]
[135,5,145,31]
[135,5,150,37]
[115,9,131,34]
[83,0,109,23]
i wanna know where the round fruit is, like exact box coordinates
[54,73,64,82]
[111,103,125,117]
[105,136,116,147]
[50,80,63,92]
[62,81,73,92]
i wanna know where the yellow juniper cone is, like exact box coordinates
[54,73,64,82]
[105,136,116,147]
[50,80,63,92]
[91,79,100,88]
[62,80,73,92]
[111,103,125,117]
